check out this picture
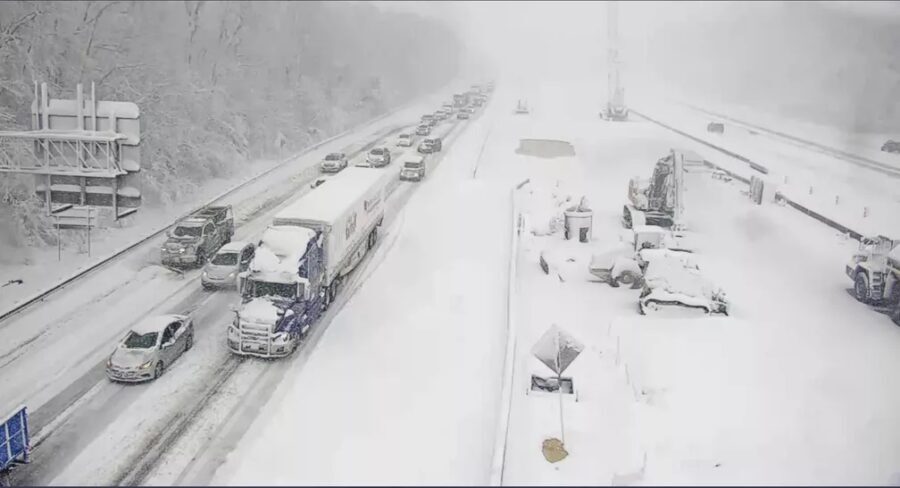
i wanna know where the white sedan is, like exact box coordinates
[106,314,195,382]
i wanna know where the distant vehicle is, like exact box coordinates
[515,99,529,114]
[421,114,434,124]
[202,241,256,290]
[397,133,413,147]
[486,81,495,92]
[707,122,725,134]
[472,98,484,107]
[320,152,349,173]
[462,107,475,114]
[106,315,195,382]
[230,167,392,358]
[365,147,392,167]
[400,156,426,182]
[161,206,234,268]
[882,140,900,154]
[416,124,431,136]
[418,137,442,154]
[442,103,455,114]
[457,111,470,120]
[426,117,438,127]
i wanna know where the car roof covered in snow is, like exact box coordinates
[177,218,208,227]
[131,314,183,334]
[218,241,251,253]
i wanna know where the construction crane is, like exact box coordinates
[603,1,628,121]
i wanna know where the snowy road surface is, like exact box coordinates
[1,87,475,485]
[211,88,512,486]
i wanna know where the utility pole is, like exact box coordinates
[605,1,628,121]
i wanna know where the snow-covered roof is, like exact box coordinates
[131,314,181,334]
[275,167,387,226]
[43,99,140,119]
[219,241,251,253]
[249,226,315,283]
[643,258,717,300]
[0,129,126,142]
[177,218,207,227]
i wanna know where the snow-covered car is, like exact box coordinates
[415,124,431,136]
[639,259,729,316]
[707,122,725,134]
[457,111,470,120]
[588,248,643,288]
[881,139,900,154]
[366,147,392,167]
[420,114,434,124]
[400,156,426,182]
[635,247,697,274]
[320,152,348,173]
[202,241,256,290]
[417,137,442,154]
[106,315,194,382]
[397,133,413,147]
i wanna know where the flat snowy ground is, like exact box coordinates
[499,82,900,485]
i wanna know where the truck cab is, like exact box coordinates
[230,226,325,358]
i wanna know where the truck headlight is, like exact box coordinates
[227,272,235,279]
[273,332,289,344]
[228,325,239,338]
[178,247,187,254]
[140,360,153,369]
[202,271,209,278]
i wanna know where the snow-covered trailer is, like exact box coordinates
[230,167,393,358]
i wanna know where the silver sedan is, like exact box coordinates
[106,314,195,383]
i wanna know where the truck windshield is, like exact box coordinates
[173,226,202,237]
[124,331,158,349]
[250,280,298,300]
[325,153,342,160]
[211,252,238,266]
[404,161,423,168]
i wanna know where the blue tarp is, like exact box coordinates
[0,407,29,472]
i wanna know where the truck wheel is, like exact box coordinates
[854,273,870,303]
[617,271,637,286]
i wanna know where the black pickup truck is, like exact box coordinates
[161,205,234,268]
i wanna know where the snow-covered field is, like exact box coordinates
[497,82,900,485]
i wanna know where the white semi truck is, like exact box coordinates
[228,167,395,357]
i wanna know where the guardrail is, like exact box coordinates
[0,94,432,325]
[489,178,530,486]
[634,107,874,242]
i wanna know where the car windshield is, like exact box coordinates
[400,134,410,139]
[249,280,299,300]
[124,331,158,349]
[404,161,423,168]
[173,226,202,237]
[325,153,342,160]
[371,149,385,155]
[211,252,238,266]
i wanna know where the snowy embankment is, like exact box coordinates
[498,80,900,485]
[632,97,900,239]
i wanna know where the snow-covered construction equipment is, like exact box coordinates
[588,225,694,288]
[639,257,729,316]
[229,167,392,358]
[622,149,686,230]
[846,235,900,324]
